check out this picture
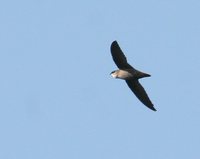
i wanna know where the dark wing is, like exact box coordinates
[126,80,156,111]
[110,41,133,69]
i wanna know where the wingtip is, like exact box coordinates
[111,40,118,45]
[111,40,120,51]
[150,105,157,111]
[152,108,157,111]
[146,103,157,111]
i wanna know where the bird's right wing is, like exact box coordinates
[110,41,133,69]
[126,80,156,111]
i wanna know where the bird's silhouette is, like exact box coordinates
[110,41,156,111]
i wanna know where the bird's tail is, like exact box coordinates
[137,71,151,79]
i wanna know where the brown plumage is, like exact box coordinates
[110,41,156,111]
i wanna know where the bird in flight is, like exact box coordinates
[110,41,156,111]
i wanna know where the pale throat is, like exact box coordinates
[111,73,118,78]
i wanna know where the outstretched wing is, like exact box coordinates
[110,41,133,69]
[126,80,156,111]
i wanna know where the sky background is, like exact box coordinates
[0,0,200,158]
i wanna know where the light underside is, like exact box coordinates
[111,73,117,78]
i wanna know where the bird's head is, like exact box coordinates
[110,70,118,78]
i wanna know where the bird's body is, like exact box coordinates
[110,41,156,111]
[111,69,150,80]
[111,69,134,79]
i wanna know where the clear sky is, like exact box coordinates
[0,0,200,158]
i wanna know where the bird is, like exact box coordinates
[110,40,156,111]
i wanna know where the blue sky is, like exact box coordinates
[0,0,200,158]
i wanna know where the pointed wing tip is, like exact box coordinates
[151,108,157,111]
[149,105,157,111]
[111,40,118,47]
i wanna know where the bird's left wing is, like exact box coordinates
[126,80,156,111]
